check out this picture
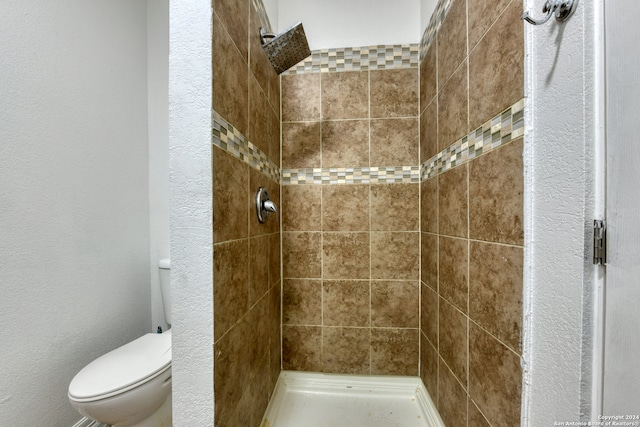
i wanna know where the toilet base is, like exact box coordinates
[113,393,171,427]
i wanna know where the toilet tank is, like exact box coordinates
[158,258,171,326]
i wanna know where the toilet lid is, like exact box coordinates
[68,330,171,401]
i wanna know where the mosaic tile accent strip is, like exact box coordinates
[252,0,273,33]
[419,0,452,59]
[212,110,280,183]
[283,44,420,75]
[421,98,525,180]
[281,166,421,185]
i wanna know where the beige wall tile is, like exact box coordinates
[437,0,467,89]
[421,283,439,346]
[370,68,419,118]
[438,164,468,238]
[323,280,370,327]
[371,281,420,328]
[229,355,270,427]
[248,73,270,156]
[322,327,370,374]
[213,147,249,243]
[469,138,524,245]
[439,236,469,313]
[370,118,419,166]
[323,232,370,279]
[420,99,438,163]
[438,61,468,150]
[439,297,468,385]
[421,177,438,234]
[421,232,438,290]
[249,235,269,306]
[470,241,523,352]
[214,300,268,424]
[282,73,321,121]
[467,0,512,51]
[282,121,321,169]
[468,398,492,427]
[268,233,280,287]
[420,333,438,400]
[322,184,369,231]
[282,325,323,371]
[321,120,369,168]
[371,232,420,280]
[371,328,419,375]
[268,284,281,388]
[214,317,252,424]
[469,0,524,130]
[283,279,322,325]
[283,185,322,231]
[370,183,419,231]
[420,42,437,112]
[212,14,248,136]
[282,232,322,278]
[469,323,522,427]
[267,100,281,165]
[214,239,249,341]
[213,0,249,61]
[321,71,369,120]
[438,359,468,427]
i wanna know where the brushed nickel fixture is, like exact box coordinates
[260,22,311,74]
[522,0,579,26]
[256,187,278,223]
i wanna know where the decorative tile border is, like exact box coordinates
[419,0,452,59]
[421,98,525,180]
[283,44,420,75]
[281,166,421,185]
[212,110,280,183]
[213,98,523,186]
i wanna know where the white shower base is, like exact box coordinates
[260,371,444,427]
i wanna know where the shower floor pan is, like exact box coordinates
[261,371,444,427]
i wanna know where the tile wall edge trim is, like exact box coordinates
[212,109,280,183]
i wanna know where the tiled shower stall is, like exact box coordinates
[211,0,524,425]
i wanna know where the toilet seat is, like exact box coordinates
[69,330,171,402]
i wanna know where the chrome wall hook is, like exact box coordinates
[522,0,578,25]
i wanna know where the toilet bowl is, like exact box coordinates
[69,259,172,427]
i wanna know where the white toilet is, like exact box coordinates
[68,259,173,427]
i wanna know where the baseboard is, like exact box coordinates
[72,417,109,427]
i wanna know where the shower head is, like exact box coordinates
[260,22,311,75]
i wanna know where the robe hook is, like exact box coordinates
[521,0,578,26]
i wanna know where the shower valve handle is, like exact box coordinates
[256,187,278,223]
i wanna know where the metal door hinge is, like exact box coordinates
[593,220,607,265]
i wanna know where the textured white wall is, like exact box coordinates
[522,0,598,423]
[148,0,171,331]
[169,1,214,425]
[277,0,421,49]
[0,0,151,425]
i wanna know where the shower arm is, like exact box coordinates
[260,28,277,46]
